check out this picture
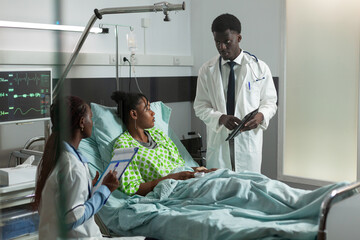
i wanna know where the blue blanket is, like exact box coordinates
[98,169,347,240]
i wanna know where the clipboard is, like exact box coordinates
[92,147,138,194]
[225,108,259,141]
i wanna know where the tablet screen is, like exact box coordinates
[226,108,259,141]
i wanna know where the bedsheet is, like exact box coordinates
[98,169,347,240]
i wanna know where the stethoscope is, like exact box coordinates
[69,143,92,199]
[219,51,266,82]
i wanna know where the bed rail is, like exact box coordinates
[317,181,360,240]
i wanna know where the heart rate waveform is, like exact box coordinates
[13,107,42,116]
[11,72,50,86]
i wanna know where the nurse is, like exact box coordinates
[193,13,277,173]
[33,96,119,239]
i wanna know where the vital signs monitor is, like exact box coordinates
[0,69,52,125]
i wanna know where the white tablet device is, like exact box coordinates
[92,147,138,194]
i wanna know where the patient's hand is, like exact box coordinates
[137,171,195,196]
[193,166,218,173]
[102,170,119,192]
[193,166,207,172]
[168,171,195,180]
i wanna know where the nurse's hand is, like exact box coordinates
[243,112,264,131]
[92,171,100,187]
[102,170,119,192]
[219,115,242,130]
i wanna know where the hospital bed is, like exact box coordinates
[78,101,360,240]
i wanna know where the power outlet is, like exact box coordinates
[173,57,181,65]
[121,56,128,65]
[109,55,116,64]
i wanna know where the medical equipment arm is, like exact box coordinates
[53,2,185,98]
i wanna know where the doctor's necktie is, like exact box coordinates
[226,61,236,115]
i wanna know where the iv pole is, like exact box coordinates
[53,1,185,98]
[98,23,134,91]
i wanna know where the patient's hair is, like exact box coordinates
[33,96,89,210]
[211,13,241,34]
[111,91,148,126]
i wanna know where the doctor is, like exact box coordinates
[194,13,277,173]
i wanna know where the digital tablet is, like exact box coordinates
[225,108,259,141]
[92,147,138,194]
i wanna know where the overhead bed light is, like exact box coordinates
[0,20,108,34]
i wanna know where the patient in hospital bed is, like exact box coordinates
[111,91,216,196]
[78,93,348,240]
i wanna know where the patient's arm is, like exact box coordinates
[136,171,195,196]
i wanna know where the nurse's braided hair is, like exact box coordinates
[111,91,148,126]
[33,96,89,210]
[211,13,241,34]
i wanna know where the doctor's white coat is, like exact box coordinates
[194,52,277,172]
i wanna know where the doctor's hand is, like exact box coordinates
[92,171,100,187]
[219,115,242,130]
[243,112,264,131]
[102,170,119,193]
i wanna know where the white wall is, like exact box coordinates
[0,0,191,55]
[281,0,360,184]
[190,0,282,76]
[0,0,193,78]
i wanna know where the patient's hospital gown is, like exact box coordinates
[113,128,185,195]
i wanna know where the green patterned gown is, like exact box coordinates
[113,128,185,195]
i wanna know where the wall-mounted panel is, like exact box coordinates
[281,0,360,183]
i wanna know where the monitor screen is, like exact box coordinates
[0,69,52,125]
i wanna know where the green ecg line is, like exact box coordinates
[13,107,41,115]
